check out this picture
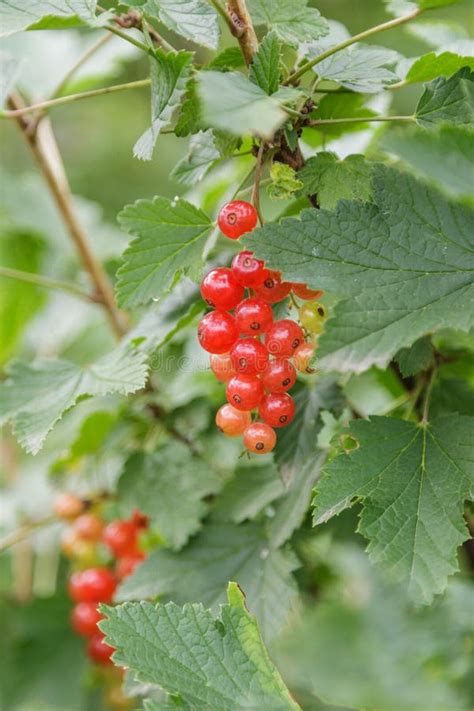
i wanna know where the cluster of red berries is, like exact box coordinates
[54,493,148,668]
[198,200,326,454]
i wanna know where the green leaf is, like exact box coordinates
[395,336,435,377]
[212,462,284,523]
[404,46,474,84]
[141,0,219,49]
[174,79,202,137]
[268,163,303,200]
[381,124,474,205]
[116,522,299,643]
[275,555,471,711]
[197,70,288,140]
[306,93,377,143]
[243,165,474,373]
[116,197,212,308]
[406,20,469,48]
[249,31,281,95]
[170,130,220,186]
[305,44,400,93]
[0,0,105,36]
[0,51,22,107]
[0,344,148,454]
[297,153,373,209]
[313,415,474,602]
[415,67,474,127]
[0,232,46,365]
[385,0,462,17]
[208,46,245,71]
[118,446,221,550]
[247,0,329,47]
[100,584,300,711]
[134,49,193,161]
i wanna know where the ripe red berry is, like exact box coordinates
[215,403,252,436]
[262,359,296,393]
[255,270,291,303]
[259,393,295,428]
[87,632,114,666]
[71,602,102,637]
[291,283,324,300]
[116,552,145,579]
[200,268,244,310]
[231,250,266,287]
[243,422,277,454]
[68,567,116,603]
[53,492,85,520]
[265,319,305,357]
[293,342,316,373]
[72,513,103,541]
[198,311,238,354]
[230,338,268,375]
[210,353,236,382]
[103,520,138,557]
[234,298,273,335]
[218,200,258,239]
[226,374,264,411]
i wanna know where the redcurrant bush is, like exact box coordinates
[261,358,296,393]
[231,250,266,287]
[200,268,244,310]
[243,422,277,454]
[215,403,252,436]
[234,297,273,335]
[218,200,258,239]
[226,374,264,411]
[71,602,103,637]
[265,319,305,356]
[259,392,296,428]
[198,311,238,354]
[230,338,268,375]
[68,567,116,603]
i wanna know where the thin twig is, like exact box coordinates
[51,33,113,98]
[105,24,151,54]
[251,142,265,225]
[306,115,415,127]
[285,8,422,85]
[0,516,58,553]
[1,79,150,119]
[9,93,127,338]
[0,266,98,303]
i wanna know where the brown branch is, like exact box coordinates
[8,93,127,338]
[226,0,258,65]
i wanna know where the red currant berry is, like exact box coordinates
[72,513,103,541]
[68,567,116,603]
[265,319,304,357]
[259,393,295,428]
[210,353,236,382]
[200,268,244,310]
[243,422,277,454]
[230,338,268,375]
[71,602,102,637]
[299,301,327,333]
[198,311,238,354]
[231,251,266,288]
[61,530,97,565]
[87,632,114,666]
[116,552,145,579]
[215,403,252,436]
[293,342,316,373]
[218,200,258,239]
[103,520,138,557]
[234,298,273,335]
[291,283,324,300]
[226,374,264,411]
[53,492,85,520]
[255,270,291,303]
[262,359,296,393]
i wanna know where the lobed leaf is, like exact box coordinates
[297,153,373,209]
[415,67,474,127]
[249,31,281,95]
[247,0,329,47]
[0,0,105,36]
[140,0,219,49]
